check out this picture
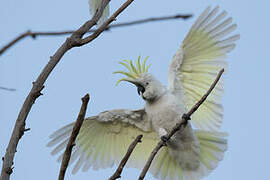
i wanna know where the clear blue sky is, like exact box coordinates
[1,0,269,179]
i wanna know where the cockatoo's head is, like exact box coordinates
[114,56,166,103]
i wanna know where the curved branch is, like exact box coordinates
[58,94,90,180]
[138,69,225,180]
[0,14,192,56]
[0,0,134,180]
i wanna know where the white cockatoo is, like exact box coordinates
[88,0,110,25]
[48,6,239,180]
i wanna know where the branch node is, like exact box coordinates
[24,128,30,132]
[5,167,13,175]
[66,37,72,47]
[32,82,45,97]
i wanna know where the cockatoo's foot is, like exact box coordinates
[182,113,190,123]
[158,128,168,137]
[161,135,169,143]
[158,128,169,143]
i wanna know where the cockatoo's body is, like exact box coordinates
[48,6,239,180]
[145,88,185,133]
[145,89,200,171]
[140,78,199,169]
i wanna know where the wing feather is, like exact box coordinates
[168,6,239,131]
[48,109,159,174]
[88,0,109,26]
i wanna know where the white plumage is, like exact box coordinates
[88,0,110,25]
[169,6,240,131]
[48,6,239,180]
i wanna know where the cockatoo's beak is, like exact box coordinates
[123,79,145,95]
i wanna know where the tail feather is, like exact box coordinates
[149,130,227,180]
[195,130,227,176]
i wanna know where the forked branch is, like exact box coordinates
[0,1,134,180]
[0,14,192,56]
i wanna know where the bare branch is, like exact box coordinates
[109,135,143,180]
[138,69,225,180]
[58,94,90,180]
[0,1,134,179]
[109,14,192,28]
[0,14,192,56]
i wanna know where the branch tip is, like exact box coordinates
[82,93,90,102]
[58,93,90,180]
[24,128,30,132]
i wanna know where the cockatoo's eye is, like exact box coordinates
[137,84,145,95]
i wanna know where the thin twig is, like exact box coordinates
[0,86,16,91]
[138,69,225,180]
[58,94,90,180]
[0,1,134,179]
[109,134,143,180]
[0,14,192,56]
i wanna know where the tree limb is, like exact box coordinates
[0,14,192,56]
[138,68,225,180]
[0,1,134,179]
[58,94,90,180]
[109,134,143,180]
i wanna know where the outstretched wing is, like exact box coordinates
[168,6,239,131]
[47,109,159,174]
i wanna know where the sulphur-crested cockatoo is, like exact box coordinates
[88,0,109,25]
[48,6,239,180]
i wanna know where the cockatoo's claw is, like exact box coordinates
[161,135,169,143]
[182,113,191,121]
[159,127,169,145]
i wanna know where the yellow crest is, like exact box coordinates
[113,56,151,85]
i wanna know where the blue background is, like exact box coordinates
[1,0,269,179]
